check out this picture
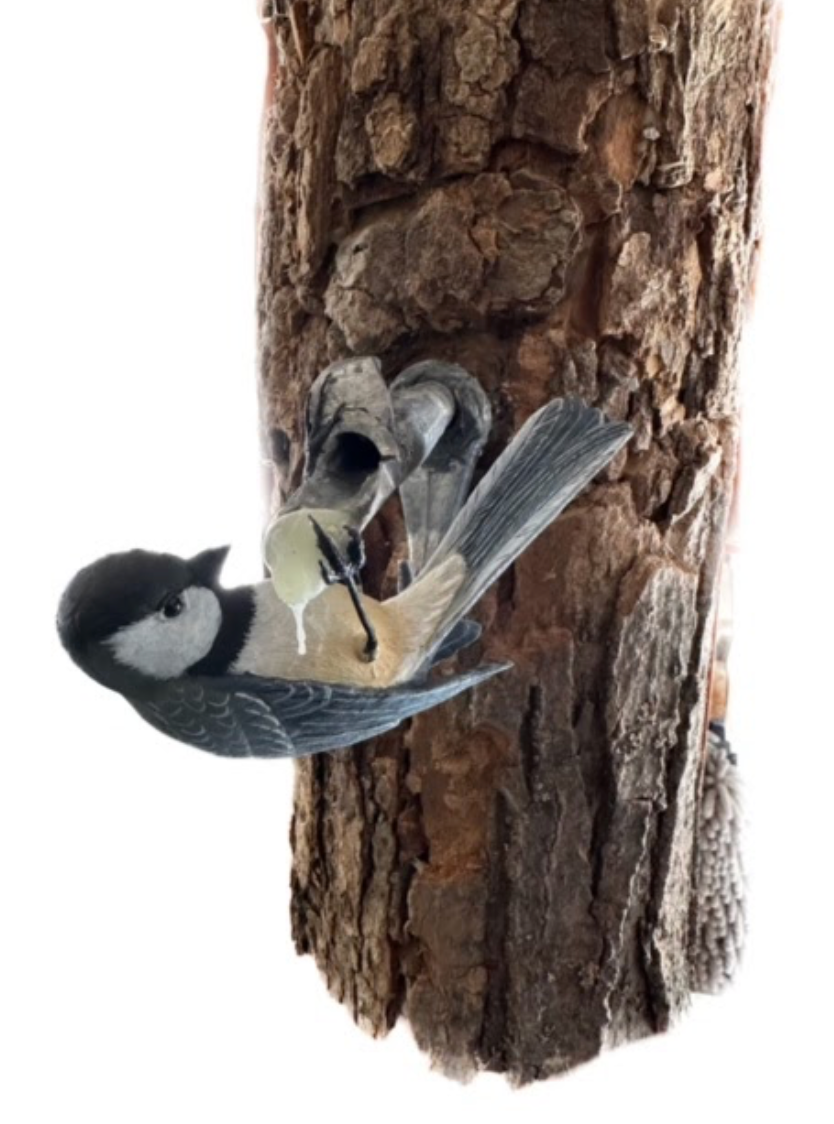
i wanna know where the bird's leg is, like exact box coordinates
[309,517,378,662]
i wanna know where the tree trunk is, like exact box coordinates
[257,0,774,1082]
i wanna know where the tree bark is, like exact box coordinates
[257,0,774,1082]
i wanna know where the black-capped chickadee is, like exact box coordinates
[57,398,630,758]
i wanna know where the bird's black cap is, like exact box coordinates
[57,546,229,690]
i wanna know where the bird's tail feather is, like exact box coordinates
[392,399,631,678]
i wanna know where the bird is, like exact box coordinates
[57,398,631,759]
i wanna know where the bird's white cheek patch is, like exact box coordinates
[106,587,222,680]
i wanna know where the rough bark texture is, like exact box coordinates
[257,0,774,1082]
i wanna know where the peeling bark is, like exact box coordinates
[257,0,774,1082]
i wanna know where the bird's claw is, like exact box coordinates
[343,525,365,572]
[310,518,350,582]
[318,559,339,587]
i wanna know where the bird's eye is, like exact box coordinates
[160,593,185,619]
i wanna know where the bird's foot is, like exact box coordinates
[309,517,378,662]
[343,524,366,572]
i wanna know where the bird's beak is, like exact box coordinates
[189,545,230,586]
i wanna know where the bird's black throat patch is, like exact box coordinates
[187,586,256,676]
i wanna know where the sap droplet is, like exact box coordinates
[291,603,308,656]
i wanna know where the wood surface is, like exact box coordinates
[257,0,774,1081]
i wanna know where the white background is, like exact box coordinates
[1,3,832,1121]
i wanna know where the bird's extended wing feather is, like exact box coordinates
[131,681,295,758]
[130,662,509,759]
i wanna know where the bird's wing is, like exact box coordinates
[429,619,483,666]
[130,662,510,759]
[130,680,295,758]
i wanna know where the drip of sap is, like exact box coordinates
[290,602,308,656]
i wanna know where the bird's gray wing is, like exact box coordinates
[429,619,482,666]
[129,661,509,759]
[130,680,295,758]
